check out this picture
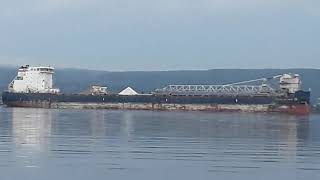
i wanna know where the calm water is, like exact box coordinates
[0,107,319,180]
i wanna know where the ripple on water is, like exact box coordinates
[0,108,319,179]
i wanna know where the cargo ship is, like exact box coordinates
[1,65,311,114]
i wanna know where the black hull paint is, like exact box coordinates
[1,91,311,114]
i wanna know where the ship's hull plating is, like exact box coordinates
[1,92,311,115]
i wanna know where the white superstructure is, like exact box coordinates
[279,73,301,93]
[91,86,108,95]
[8,65,60,93]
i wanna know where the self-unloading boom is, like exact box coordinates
[154,74,294,96]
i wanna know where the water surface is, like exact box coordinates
[0,107,319,180]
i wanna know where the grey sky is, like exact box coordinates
[0,0,319,70]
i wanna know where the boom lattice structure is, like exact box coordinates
[154,75,288,96]
[154,84,276,96]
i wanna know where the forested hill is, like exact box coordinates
[0,67,319,103]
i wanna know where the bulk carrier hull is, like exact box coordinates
[1,91,311,115]
[2,65,311,115]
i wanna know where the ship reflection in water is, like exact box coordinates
[0,107,319,180]
[12,108,52,153]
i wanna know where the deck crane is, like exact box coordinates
[223,75,283,86]
[154,74,284,96]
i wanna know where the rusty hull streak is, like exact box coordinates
[3,101,310,115]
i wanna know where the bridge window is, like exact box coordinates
[16,76,23,80]
[40,68,49,71]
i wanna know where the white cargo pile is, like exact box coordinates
[119,87,139,95]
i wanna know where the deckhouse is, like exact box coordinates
[8,65,60,93]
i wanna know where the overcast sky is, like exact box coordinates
[0,0,319,71]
